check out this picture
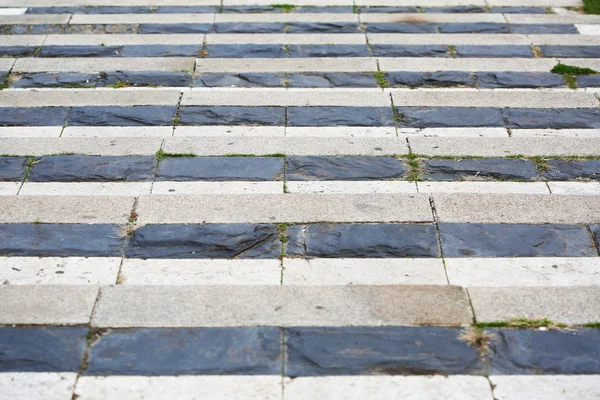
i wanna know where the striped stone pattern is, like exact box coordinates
[1,0,600,399]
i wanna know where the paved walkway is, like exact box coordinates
[1,0,600,398]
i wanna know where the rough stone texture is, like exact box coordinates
[287,72,377,88]
[476,72,566,88]
[371,45,450,58]
[204,44,287,58]
[285,156,407,181]
[439,223,596,257]
[504,108,600,129]
[138,23,211,34]
[488,328,600,374]
[0,156,29,181]
[67,106,177,126]
[0,107,70,127]
[0,327,88,372]
[491,6,547,12]
[214,23,285,33]
[287,107,395,126]
[365,23,437,33]
[12,72,98,88]
[438,22,510,33]
[543,159,600,181]
[422,158,538,181]
[395,107,504,128]
[39,45,125,58]
[28,155,157,182]
[386,71,475,87]
[86,328,282,375]
[491,376,600,400]
[285,327,483,376]
[511,23,579,34]
[121,45,204,58]
[0,137,163,157]
[179,106,285,126]
[124,223,281,259]
[0,46,40,57]
[0,372,78,400]
[539,45,600,58]
[0,223,125,257]
[455,45,534,58]
[286,22,360,33]
[576,75,600,88]
[157,156,284,181]
[97,71,192,87]
[286,224,440,258]
[194,73,285,87]
[13,57,195,73]
[289,45,370,58]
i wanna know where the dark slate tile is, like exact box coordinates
[221,6,283,13]
[193,73,285,88]
[125,224,281,259]
[285,22,360,33]
[285,327,483,376]
[28,155,157,182]
[38,45,124,58]
[358,6,418,13]
[289,45,370,58]
[437,22,511,33]
[122,45,204,57]
[0,46,39,57]
[488,328,600,374]
[204,44,286,58]
[511,24,578,34]
[286,156,407,181]
[476,72,566,88]
[421,71,475,87]
[154,6,219,13]
[0,224,124,257]
[138,23,212,34]
[491,6,547,13]
[214,23,285,33]
[371,45,450,57]
[76,6,151,13]
[395,107,504,128]
[539,46,600,58]
[286,224,440,258]
[439,223,596,257]
[365,23,437,33]
[156,157,284,181]
[86,328,282,375]
[97,71,192,87]
[576,75,600,88]
[543,159,600,181]
[455,45,534,58]
[0,327,88,372]
[66,24,137,34]
[179,106,285,126]
[0,157,29,181]
[0,107,70,127]
[287,72,377,88]
[386,71,424,87]
[12,72,98,88]
[287,106,395,127]
[423,158,538,181]
[294,6,354,13]
[504,108,600,129]
[424,6,487,12]
[67,106,177,126]
[0,71,6,83]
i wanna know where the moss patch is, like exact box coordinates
[583,0,600,14]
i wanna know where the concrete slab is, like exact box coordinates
[286,127,397,137]
[0,14,70,24]
[549,182,600,195]
[377,58,557,72]
[12,58,196,73]
[490,376,600,400]
[369,33,530,45]
[287,181,417,194]
[44,34,207,46]
[418,182,550,195]
[0,138,163,156]
[174,126,284,137]
[195,58,378,73]
[0,90,182,107]
[151,181,283,194]
[0,182,21,195]
[0,127,63,138]
[20,182,153,196]
[510,129,600,137]
[0,373,77,400]
[61,127,172,138]
[69,13,214,24]
[206,34,367,45]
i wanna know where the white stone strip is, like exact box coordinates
[287,181,417,194]
[195,58,378,73]
[152,182,284,195]
[409,128,509,138]
[378,58,558,72]
[0,373,77,400]
[286,127,398,137]
[0,15,70,24]
[0,138,163,156]
[528,34,600,46]
[0,58,14,72]
[174,126,285,137]
[558,58,600,71]
[0,35,45,47]
[0,257,121,285]
[0,8,27,15]
[576,25,600,35]
[20,182,153,196]
[505,14,600,25]
[510,129,600,137]
[432,193,600,224]
[390,89,598,108]
[62,127,172,138]
[361,13,505,23]
[205,34,366,45]
[0,182,20,195]
[0,89,182,107]
[284,258,447,285]
[355,0,486,6]
[549,182,600,195]
[44,34,206,46]
[136,193,433,224]
[0,127,62,137]
[0,0,221,5]
[69,13,214,24]
[214,13,358,23]
[490,376,600,400]
[11,57,196,73]
[447,258,600,288]
[120,259,281,285]
[486,0,582,6]
[418,182,550,195]
[368,33,531,45]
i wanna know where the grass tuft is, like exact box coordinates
[271,3,296,12]
[373,71,389,88]
[473,318,566,330]
[155,149,196,162]
[551,63,598,76]
[108,79,132,89]
[583,0,600,14]
[459,328,497,353]
[584,322,600,328]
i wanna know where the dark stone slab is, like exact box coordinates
[287,106,396,127]
[12,72,98,88]
[138,23,212,34]
[286,156,407,181]
[154,6,219,13]
[295,6,354,13]
[425,6,487,12]
[455,45,534,58]
[576,75,600,88]
[285,327,483,376]
[437,22,511,33]
[543,159,600,181]
[488,328,600,374]
[38,45,124,58]
[476,72,566,88]
[0,46,39,57]
[395,107,504,128]
[122,45,204,57]
[220,5,283,13]
[286,224,440,258]
[423,158,538,181]
[0,71,5,83]
[0,223,124,257]
[125,224,281,259]
[289,45,370,58]
[539,46,600,58]
[214,23,285,33]
[0,156,29,181]
[439,223,596,257]
[503,108,600,129]
[0,327,88,372]
[97,71,192,87]
[0,107,70,127]
[156,157,284,181]
[194,73,285,88]
[386,71,476,88]
[179,106,285,126]
[287,72,377,88]
[371,44,450,57]
[86,328,282,375]
[511,24,578,34]
[365,23,437,33]
[358,6,419,12]
[64,24,137,34]
[285,22,360,33]
[76,6,152,13]
[204,44,286,58]
[491,6,548,13]
[28,155,157,182]
[26,7,78,13]
[67,106,177,126]
[385,71,423,87]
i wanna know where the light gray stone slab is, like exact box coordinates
[510,129,600,137]
[0,90,181,107]
[223,0,349,4]
[0,0,220,5]
[70,13,214,24]
[469,286,600,325]
[0,8,27,15]
[287,181,417,194]
[433,193,600,224]
[490,376,600,400]
[0,285,98,325]
[576,25,600,35]
[12,58,196,73]
[0,15,70,24]
[549,182,600,195]
[369,34,530,45]
[174,126,284,137]
[214,13,357,22]
[412,128,508,138]
[0,182,20,195]
[284,137,407,156]
[506,14,600,24]
[286,127,397,137]
[378,58,557,72]
[356,0,485,5]
[362,14,505,23]
[0,127,62,138]
[559,58,600,71]
[0,138,163,156]
[152,181,283,195]
[44,34,207,46]
[20,182,153,196]
[137,193,433,224]
[163,137,284,155]
[92,285,473,327]
[0,373,77,400]
[0,36,45,47]
[418,182,550,195]
[0,58,15,71]
[195,58,377,73]
[487,0,581,5]
[62,127,172,138]
[528,34,600,46]
[206,34,366,45]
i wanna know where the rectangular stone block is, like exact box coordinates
[179,106,285,126]
[285,156,407,181]
[0,90,182,107]
[504,109,600,129]
[0,137,163,156]
[287,106,395,127]
[195,58,377,72]
[377,58,556,72]
[0,107,70,127]
[12,57,196,73]
[395,107,504,128]
[286,181,417,194]
[67,106,177,126]
[418,182,549,195]
[0,372,77,400]
[156,156,284,181]
[422,158,538,181]
[0,156,29,182]
[490,376,600,400]
[151,181,283,194]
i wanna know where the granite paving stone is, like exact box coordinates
[138,23,211,34]
[285,156,407,181]
[289,45,370,58]
[214,23,286,34]
[285,327,484,376]
[370,45,450,58]
[28,155,157,182]
[155,6,219,13]
[194,73,285,88]
[504,108,600,129]
[422,158,539,181]
[0,46,38,57]
[437,23,511,33]
[365,23,437,33]
[39,46,124,58]
[124,223,281,259]
[204,44,287,58]
[285,22,360,33]
[122,45,204,58]
[589,224,600,247]
[455,46,534,58]
[576,75,600,88]
[0,223,125,257]
[286,224,440,258]
[426,6,488,12]
[67,106,178,126]
[539,46,600,58]
[11,72,98,88]
[179,106,286,126]
[286,72,377,88]
[358,6,419,12]
[487,328,600,374]
[97,71,192,87]
[543,159,600,181]
[386,71,475,88]
[156,157,284,181]
[0,107,70,127]
[439,223,596,257]
[287,107,395,126]
[491,6,547,13]
[511,24,579,34]
[86,328,282,376]
[476,72,566,88]
[0,156,29,181]
[395,107,504,128]
[0,327,88,372]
